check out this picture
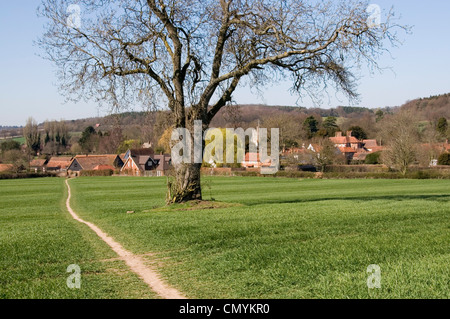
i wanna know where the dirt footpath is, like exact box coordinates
[65,179,186,299]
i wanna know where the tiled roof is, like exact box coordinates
[47,157,73,169]
[329,136,348,144]
[363,139,378,149]
[154,155,171,171]
[129,148,155,157]
[73,155,120,170]
[330,131,361,146]
[330,136,360,144]
[0,164,13,172]
[348,136,361,144]
[30,159,47,167]
[136,155,151,165]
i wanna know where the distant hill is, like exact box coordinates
[399,93,450,120]
[35,93,448,132]
[2,93,448,145]
[23,92,446,131]
[47,104,377,133]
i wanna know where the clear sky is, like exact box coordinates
[0,1,449,126]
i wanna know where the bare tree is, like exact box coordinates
[380,111,419,175]
[38,0,406,202]
[262,113,303,149]
[23,117,41,156]
[311,138,345,172]
[3,150,28,173]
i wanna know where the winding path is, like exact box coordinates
[65,179,186,299]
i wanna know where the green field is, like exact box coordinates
[0,178,157,299]
[0,136,25,145]
[1,177,449,299]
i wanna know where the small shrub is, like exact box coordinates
[80,169,114,177]
[0,172,56,180]
[365,152,382,165]
[438,153,450,166]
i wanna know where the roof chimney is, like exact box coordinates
[346,131,353,138]
[336,132,342,137]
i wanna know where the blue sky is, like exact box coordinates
[0,1,449,126]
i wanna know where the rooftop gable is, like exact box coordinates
[71,155,123,170]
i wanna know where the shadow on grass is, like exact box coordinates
[143,200,245,213]
[243,194,450,206]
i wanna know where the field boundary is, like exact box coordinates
[64,179,186,299]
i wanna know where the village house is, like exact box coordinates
[330,131,364,150]
[67,155,124,173]
[328,131,361,161]
[122,148,155,162]
[121,149,172,176]
[46,156,73,172]
[282,132,385,164]
[153,154,172,176]
[29,159,48,173]
[281,144,315,165]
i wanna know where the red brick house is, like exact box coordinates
[327,132,386,162]
[330,131,363,150]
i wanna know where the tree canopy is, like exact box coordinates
[39,0,405,127]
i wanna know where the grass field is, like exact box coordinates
[0,178,158,299]
[1,176,449,299]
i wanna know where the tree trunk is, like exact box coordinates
[167,162,202,204]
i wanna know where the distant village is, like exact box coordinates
[23,149,172,177]
[1,127,449,177]
[1,96,450,177]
